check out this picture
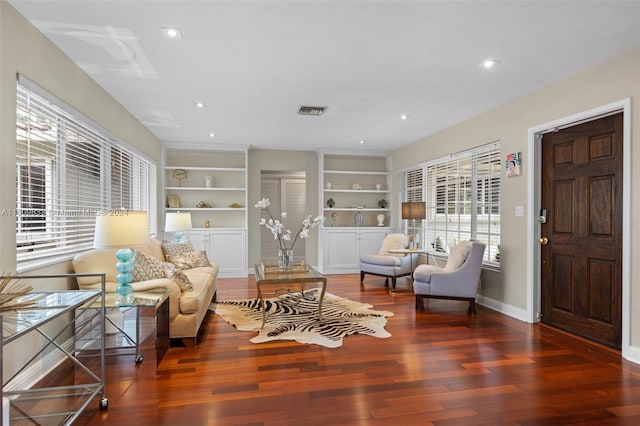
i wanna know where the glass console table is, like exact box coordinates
[75,290,170,365]
[0,273,108,425]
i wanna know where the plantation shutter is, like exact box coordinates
[16,76,157,267]
[402,141,501,265]
[474,146,502,263]
[399,167,425,241]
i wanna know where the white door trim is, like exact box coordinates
[526,98,632,360]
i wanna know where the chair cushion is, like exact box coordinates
[360,254,402,267]
[444,241,472,272]
[413,264,445,283]
[377,233,409,257]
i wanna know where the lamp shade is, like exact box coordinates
[401,202,426,220]
[164,212,192,233]
[93,211,150,248]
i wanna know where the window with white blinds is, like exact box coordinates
[399,141,501,265]
[15,77,157,268]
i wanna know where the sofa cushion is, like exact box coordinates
[132,250,166,281]
[179,266,216,314]
[161,239,196,262]
[170,250,211,269]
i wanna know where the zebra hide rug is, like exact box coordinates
[210,289,394,348]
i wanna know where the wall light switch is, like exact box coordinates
[515,206,525,217]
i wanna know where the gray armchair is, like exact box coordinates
[360,233,417,289]
[413,240,486,314]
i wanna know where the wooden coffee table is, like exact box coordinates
[254,263,327,328]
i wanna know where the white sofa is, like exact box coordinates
[72,238,218,343]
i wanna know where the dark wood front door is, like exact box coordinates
[540,112,623,348]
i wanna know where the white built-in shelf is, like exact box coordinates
[165,166,245,172]
[324,170,390,176]
[166,207,246,211]
[165,187,244,191]
[324,189,389,193]
[324,208,391,212]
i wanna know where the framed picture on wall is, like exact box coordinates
[505,152,522,177]
[167,194,180,208]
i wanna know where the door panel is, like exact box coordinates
[540,113,622,348]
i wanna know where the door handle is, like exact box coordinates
[539,236,549,245]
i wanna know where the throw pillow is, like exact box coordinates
[163,263,194,292]
[377,233,409,257]
[161,239,196,262]
[170,250,211,269]
[131,250,166,282]
[444,241,472,272]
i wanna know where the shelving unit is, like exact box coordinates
[318,153,394,273]
[321,153,392,227]
[163,149,248,277]
[164,153,247,229]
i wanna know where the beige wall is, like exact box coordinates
[247,149,320,267]
[393,48,640,348]
[0,1,163,277]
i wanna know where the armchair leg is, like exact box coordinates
[468,300,477,315]
[391,277,396,289]
[384,277,389,287]
[415,295,423,311]
[360,271,365,283]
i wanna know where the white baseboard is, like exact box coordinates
[476,295,529,323]
[623,344,640,365]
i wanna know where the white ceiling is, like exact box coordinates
[8,0,640,152]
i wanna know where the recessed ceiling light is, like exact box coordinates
[195,101,206,109]
[161,27,182,39]
[400,114,409,120]
[482,59,500,69]
[359,140,365,144]
[208,132,215,138]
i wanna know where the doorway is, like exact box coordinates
[540,113,623,348]
[528,99,631,353]
[260,171,306,260]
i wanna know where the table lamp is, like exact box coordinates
[401,201,426,249]
[93,211,150,305]
[164,211,192,242]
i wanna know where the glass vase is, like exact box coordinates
[278,249,294,270]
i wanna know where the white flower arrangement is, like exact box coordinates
[255,197,324,251]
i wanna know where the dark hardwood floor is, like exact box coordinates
[71,274,639,425]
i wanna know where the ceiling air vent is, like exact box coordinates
[298,105,327,116]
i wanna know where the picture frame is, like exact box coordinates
[167,194,180,208]
[505,152,522,177]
